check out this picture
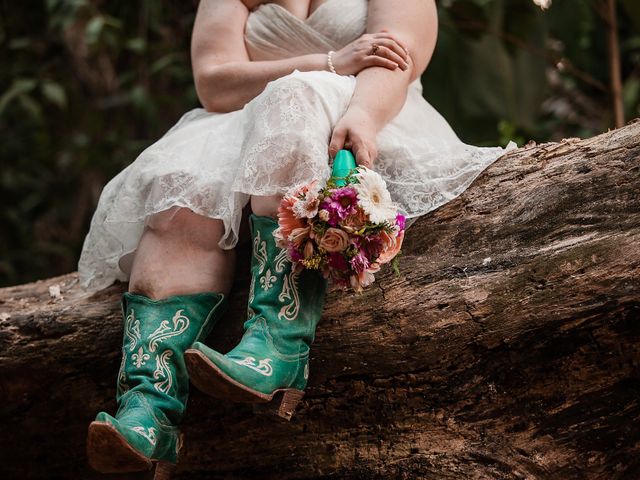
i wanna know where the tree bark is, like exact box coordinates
[1,120,639,480]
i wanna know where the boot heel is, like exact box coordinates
[153,461,175,480]
[253,389,305,421]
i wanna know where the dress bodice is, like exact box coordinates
[244,0,368,61]
[244,0,422,92]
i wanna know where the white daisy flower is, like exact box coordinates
[292,193,320,218]
[290,180,321,218]
[353,167,397,224]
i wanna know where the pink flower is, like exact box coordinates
[360,235,384,259]
[288,246,303,263]
[278,195,305,240]
[318,228,350,253]
[288,226,311,247]
[349,269,374,293]
[378,230,404,264]
[349,251,370,273]
[318,209,330,222]
[291,179,320,200]
[396,213,406,231]
[292,181,321,218]
[322,187,358,226]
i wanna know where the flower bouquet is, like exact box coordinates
[274,150,405,292]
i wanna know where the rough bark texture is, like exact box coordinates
[1,121,639,480]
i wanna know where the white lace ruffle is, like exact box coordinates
[78,69,516,292]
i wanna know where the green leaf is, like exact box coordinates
[85,16,105,45]
[0,79,37,116]
[126,37,147,54]
[623,77,640,118]
[150,54,178,75]
[9,37,30,50]
[41,81,67,109]
[17,93,43,122]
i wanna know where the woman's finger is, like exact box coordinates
[372,45,409,71]
[372,36,409,63]
[328,126,347,159]
[373,32,409,58]
[365,55,399,71]
[352,143,372,168]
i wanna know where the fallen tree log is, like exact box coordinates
[1,120,639,480]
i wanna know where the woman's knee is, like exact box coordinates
[145,207,226,251]
[250,195,282,218]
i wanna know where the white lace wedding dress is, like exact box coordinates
[78,0,517,292]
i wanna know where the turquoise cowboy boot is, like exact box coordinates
[87,291,227,477]
[185,214,327,420]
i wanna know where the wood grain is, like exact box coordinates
[1,120,639,479]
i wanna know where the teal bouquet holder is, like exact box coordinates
[330,149,357,186]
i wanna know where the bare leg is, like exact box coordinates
[128,207,235,299]
[251,194,282,218]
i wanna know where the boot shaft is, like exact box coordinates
[117,292,227,422]
[245,215,327,355]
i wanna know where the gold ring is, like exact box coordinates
[370,43,379,56]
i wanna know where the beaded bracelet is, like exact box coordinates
[327,50,337,74]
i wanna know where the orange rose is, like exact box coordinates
[343,206,367,229]
[318,228,350,253]
[289,226,311,247]
[377,230,404,264]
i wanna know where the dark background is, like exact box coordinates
[1,0,638,287]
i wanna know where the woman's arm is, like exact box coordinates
[192,0,410,113]
[192,0,327,113]
[329,0,438,166]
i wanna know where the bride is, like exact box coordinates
[84,0,515,477]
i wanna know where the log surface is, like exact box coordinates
[1,121,639,480]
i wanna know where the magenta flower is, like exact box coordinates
[322,187,358,226]
[360,235,384,259]
[396,213,406,231]
[288,246,303,263]
[349,251,370,273]
[327,252,349,271]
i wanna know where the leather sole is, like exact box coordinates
[184,349,304,420]
[87,421,152,473]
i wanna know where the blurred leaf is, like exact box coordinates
[9,37,31,50]
[623,77,640,117]
[0,79,37,115]
[150,54,179,75]
[41,81,67,109]
[17,94,43,121]
[85,16,105,45]
[126,37,147,54]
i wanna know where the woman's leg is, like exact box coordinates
[186,194,327,421]
[250,195,281,219]
[129,207,236,299]
[87,207,233,475]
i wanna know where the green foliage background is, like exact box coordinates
[1,0,638,287]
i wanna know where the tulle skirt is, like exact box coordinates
[78,69,516,291]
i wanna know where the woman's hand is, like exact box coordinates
[332,32,409,76]
[328,106,380,168]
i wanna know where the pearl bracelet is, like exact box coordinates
[327,50,337,74]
